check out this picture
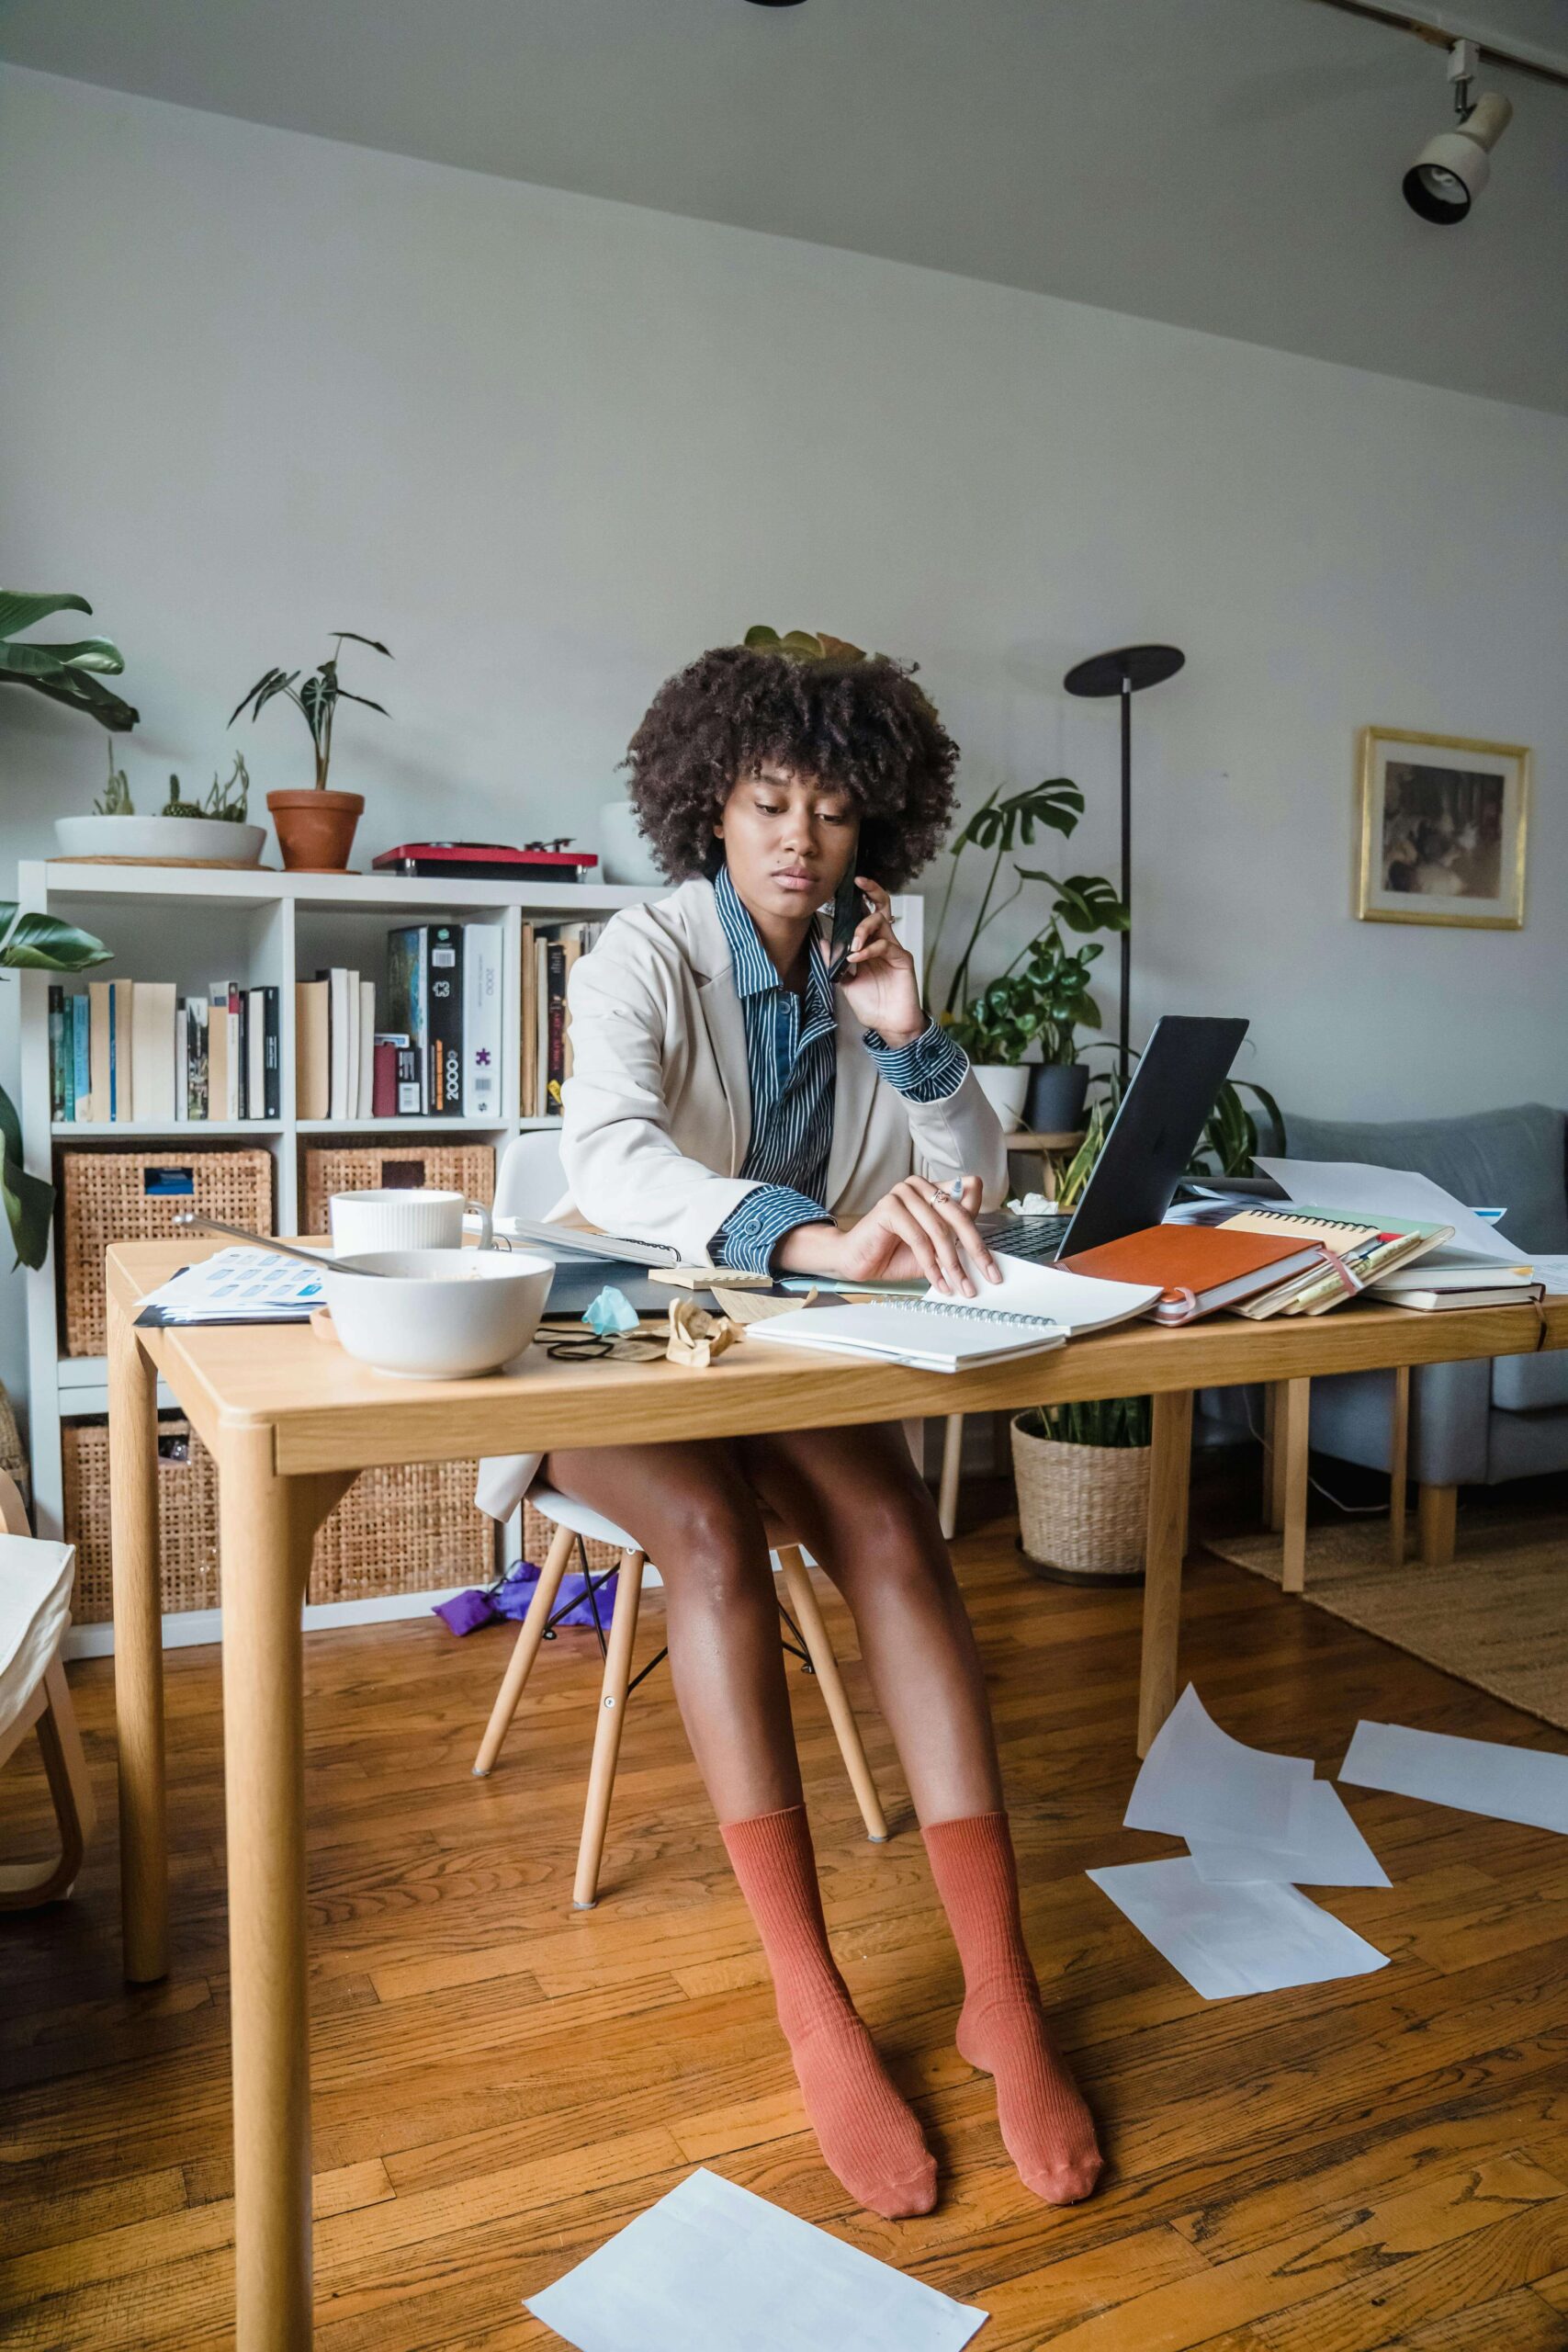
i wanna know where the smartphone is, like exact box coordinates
[821,868,868,986]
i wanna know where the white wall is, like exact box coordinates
[3,65,1565,1418]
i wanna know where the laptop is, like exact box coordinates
[976,1013,1249,1264]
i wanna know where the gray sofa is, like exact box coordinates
[1205,1102,1568,1556]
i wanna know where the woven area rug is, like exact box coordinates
[1202,1502,1568,1733]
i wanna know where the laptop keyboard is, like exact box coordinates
[976,1212,1071,1263]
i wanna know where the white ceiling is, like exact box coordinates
[4,0,1566,412]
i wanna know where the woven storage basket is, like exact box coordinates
[1011,1414,1150,1586]
[63,1416,220,1622]
[0,1380,25,1492]
[520,1493,625,1580]
[62,1415,490,1619]
[310,1456,491,1604]
[59,1145,274,1358]
[302,1142,495,1238]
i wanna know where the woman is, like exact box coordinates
[479,642,1102,2220]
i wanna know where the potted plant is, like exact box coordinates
[54,746,266,866]
[1,906,113,1272]
[230,631,391,872]
[1011,1060,1286,1582]
[924,778,1127,1132]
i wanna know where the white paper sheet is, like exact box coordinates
[1529,1254,1568,1298]
[1340,1721,1568,1836]
[1185,1781,1390,1888]
[1254,1158,1529,1264]
[1088,1857,1390,1999]
[524,2167,988,2352]
[1124,1684,1314,1846]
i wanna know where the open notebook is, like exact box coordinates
[744,1253,1161,1373]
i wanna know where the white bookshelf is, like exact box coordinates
[16,858,921,1650]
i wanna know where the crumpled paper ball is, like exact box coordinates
[583,1284,640,1338]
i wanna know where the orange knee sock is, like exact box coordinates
[921,1810,1101,2205]
[719,1804,937,2219]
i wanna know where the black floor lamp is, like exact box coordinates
[1062,641,1185,1088]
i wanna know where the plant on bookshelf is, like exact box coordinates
[0,589,138,731]
[229,630,392,873]
[57,742,268,866]
[2,900,111,1267]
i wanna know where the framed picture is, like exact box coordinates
[1355,727,1530,929]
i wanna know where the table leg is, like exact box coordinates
[1280,1377,1311,1596]
[218,1430,350,2351]
[1138,1388,1193,1756]
[1389,1364,1410,1565]
[107,1289,168,1984]
[1265,1382,1288,1532]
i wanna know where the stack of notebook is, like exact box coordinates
[1058,1226,1330,1324]
[1217,1205,1453,1317]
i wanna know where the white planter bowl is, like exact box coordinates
[53,813,267,866]
[972,1063,1031,1132]
[322,1248,555,1379]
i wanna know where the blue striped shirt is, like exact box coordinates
[709,863,969,1271]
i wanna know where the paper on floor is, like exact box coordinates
[1340,1721,1568,1836]
[1088,1857,1390,1999]
[1124,1683,1314,1846]
[1185,1780,1390,1888]
[1254,1157,1529,1265]
[523,2166,988,2352]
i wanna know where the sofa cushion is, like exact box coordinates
[1280,1102,1568,1256]
[1492,1351,1568,1413]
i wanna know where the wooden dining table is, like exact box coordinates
[104,1234,1568,2347]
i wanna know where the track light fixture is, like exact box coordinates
[1403,38,1513,223]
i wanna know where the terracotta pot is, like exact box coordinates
[266,788,364,873]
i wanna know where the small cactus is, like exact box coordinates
[93,740,134,815]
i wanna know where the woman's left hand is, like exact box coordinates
[836,876,927,1045]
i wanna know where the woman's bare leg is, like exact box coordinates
[740,1420,1102,2205]
[538,1436,938,2217]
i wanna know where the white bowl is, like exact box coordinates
[53,812,268,865]
[321,1249,555,1378]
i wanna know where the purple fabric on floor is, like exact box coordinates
[433,1557,617,1635]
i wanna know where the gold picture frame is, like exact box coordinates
[1355,726,1530,929]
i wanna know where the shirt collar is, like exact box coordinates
[713,862,833,1009]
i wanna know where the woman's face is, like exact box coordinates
[714,762,860,922]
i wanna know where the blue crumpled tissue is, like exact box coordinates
[583,1284,639,1337]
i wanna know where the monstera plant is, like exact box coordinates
[1,903,112,1268]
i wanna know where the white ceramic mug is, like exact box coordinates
[328,1188,493,1255]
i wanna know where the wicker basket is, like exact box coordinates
[63,1416,220,1622]
[310,1456,491,1604]
[59,1144,274,1357]
[302,1142,495,1238]
[520,1494,625,1580]
[0,1380,25,1495]
[1011,1413,1150,1586]
[62,1415,490,1621]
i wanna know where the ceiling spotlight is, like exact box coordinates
[1403,38,1513,223]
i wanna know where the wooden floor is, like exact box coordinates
[6,1466,1568,2351]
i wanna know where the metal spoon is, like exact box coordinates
[174,1210,395,1276]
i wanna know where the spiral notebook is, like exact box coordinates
[745,1254,1161,1374]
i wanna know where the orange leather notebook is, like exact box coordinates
[1057,1225,1328,1323]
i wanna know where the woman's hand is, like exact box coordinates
[835,876,926,1046]
[774,1174,1002,1296]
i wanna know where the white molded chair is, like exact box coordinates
[473,1486,888,1907]
[493,1127,568,1227]
[0,1469,96,1908]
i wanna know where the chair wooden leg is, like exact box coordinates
[1389,1365,1410,1565]
[573,1547,644,1909]
[0,1657,98,1908]
[1280,1377,1311,1596]
[938,1414,964,1541]
[472,1520,577,1777]
[776,1546,888,1843]
[1418,1482,1458,1568]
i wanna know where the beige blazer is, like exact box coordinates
[474,876,1009,1521]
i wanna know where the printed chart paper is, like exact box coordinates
[1340,1721,1568,1836]
[1254,1157,1529,1264]
[1088,1857,1390,2000]
[1186,1781,1390,1888]
[524,2166,989,2352]
[1124,1683,1314,1846]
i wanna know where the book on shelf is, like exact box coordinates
[520,919,603,1117]
[427,922,463,1115]
[371,1032,420,1117]
[463,923,502,1119]
[386,929,428,1114]
[356,979,375,1118]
